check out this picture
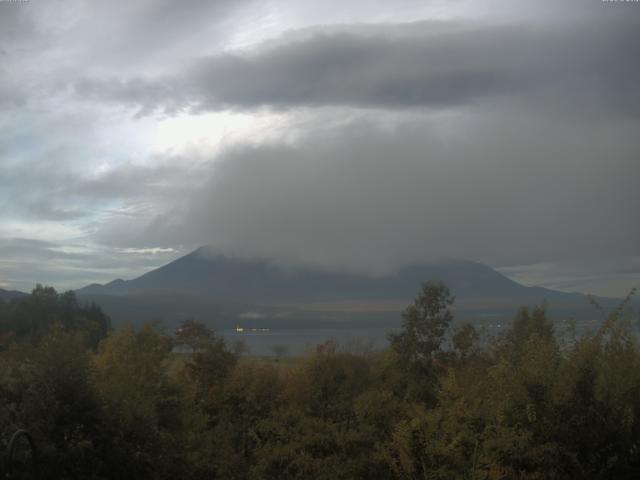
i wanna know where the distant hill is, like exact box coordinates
[0,288,28,302]
[76,247,625,328]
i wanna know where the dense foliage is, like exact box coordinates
[1,283,639,479]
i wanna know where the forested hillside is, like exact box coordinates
[0,283,639,479]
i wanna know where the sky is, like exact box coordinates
[0,0,638,297]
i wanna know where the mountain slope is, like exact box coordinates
[76,247,622,328]
[77,247,545,302]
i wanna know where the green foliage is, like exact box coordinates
[0,328,107,479]
[389,281,455,362]
[452,323,480,362]
[208,362,283,479]
[175,319,237,408]
[506,305,555,350]
[387,281,455,404]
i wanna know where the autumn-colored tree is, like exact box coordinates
[174,319,237,408]
[93,324,184,479]
[2,282,640,479]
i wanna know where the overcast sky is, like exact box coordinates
[0,0,638,296]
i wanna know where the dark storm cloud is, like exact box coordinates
[74,14,640,116]
[88,109,638,279]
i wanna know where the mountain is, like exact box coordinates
[0,288,28,302]
[78,247,583,304]
[76,247,624,328]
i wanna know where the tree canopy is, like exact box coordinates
[1,284,639,479]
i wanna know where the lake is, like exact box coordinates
[221,327,395,356]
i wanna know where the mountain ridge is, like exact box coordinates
[76,248,613,302]
[77,248,541,301]
[0,288,28,302]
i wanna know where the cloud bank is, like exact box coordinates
[0,0,638,296]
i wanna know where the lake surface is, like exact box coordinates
[219,317,609,357]
[221,327,395,356]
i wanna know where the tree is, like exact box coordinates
[208,363,283,479]
[0,285,110,348]
[93,323,183,479]
[389,281,454,363]
[1,327,107,479]
[507,305,554,348]
[174,319,214,353]
[386,281,454,404]
[452,322,480,362]
[174,319,237,407]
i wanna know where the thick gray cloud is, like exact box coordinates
[87,107,639,286]
[73,14,640,116]
[0,0,256,116]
